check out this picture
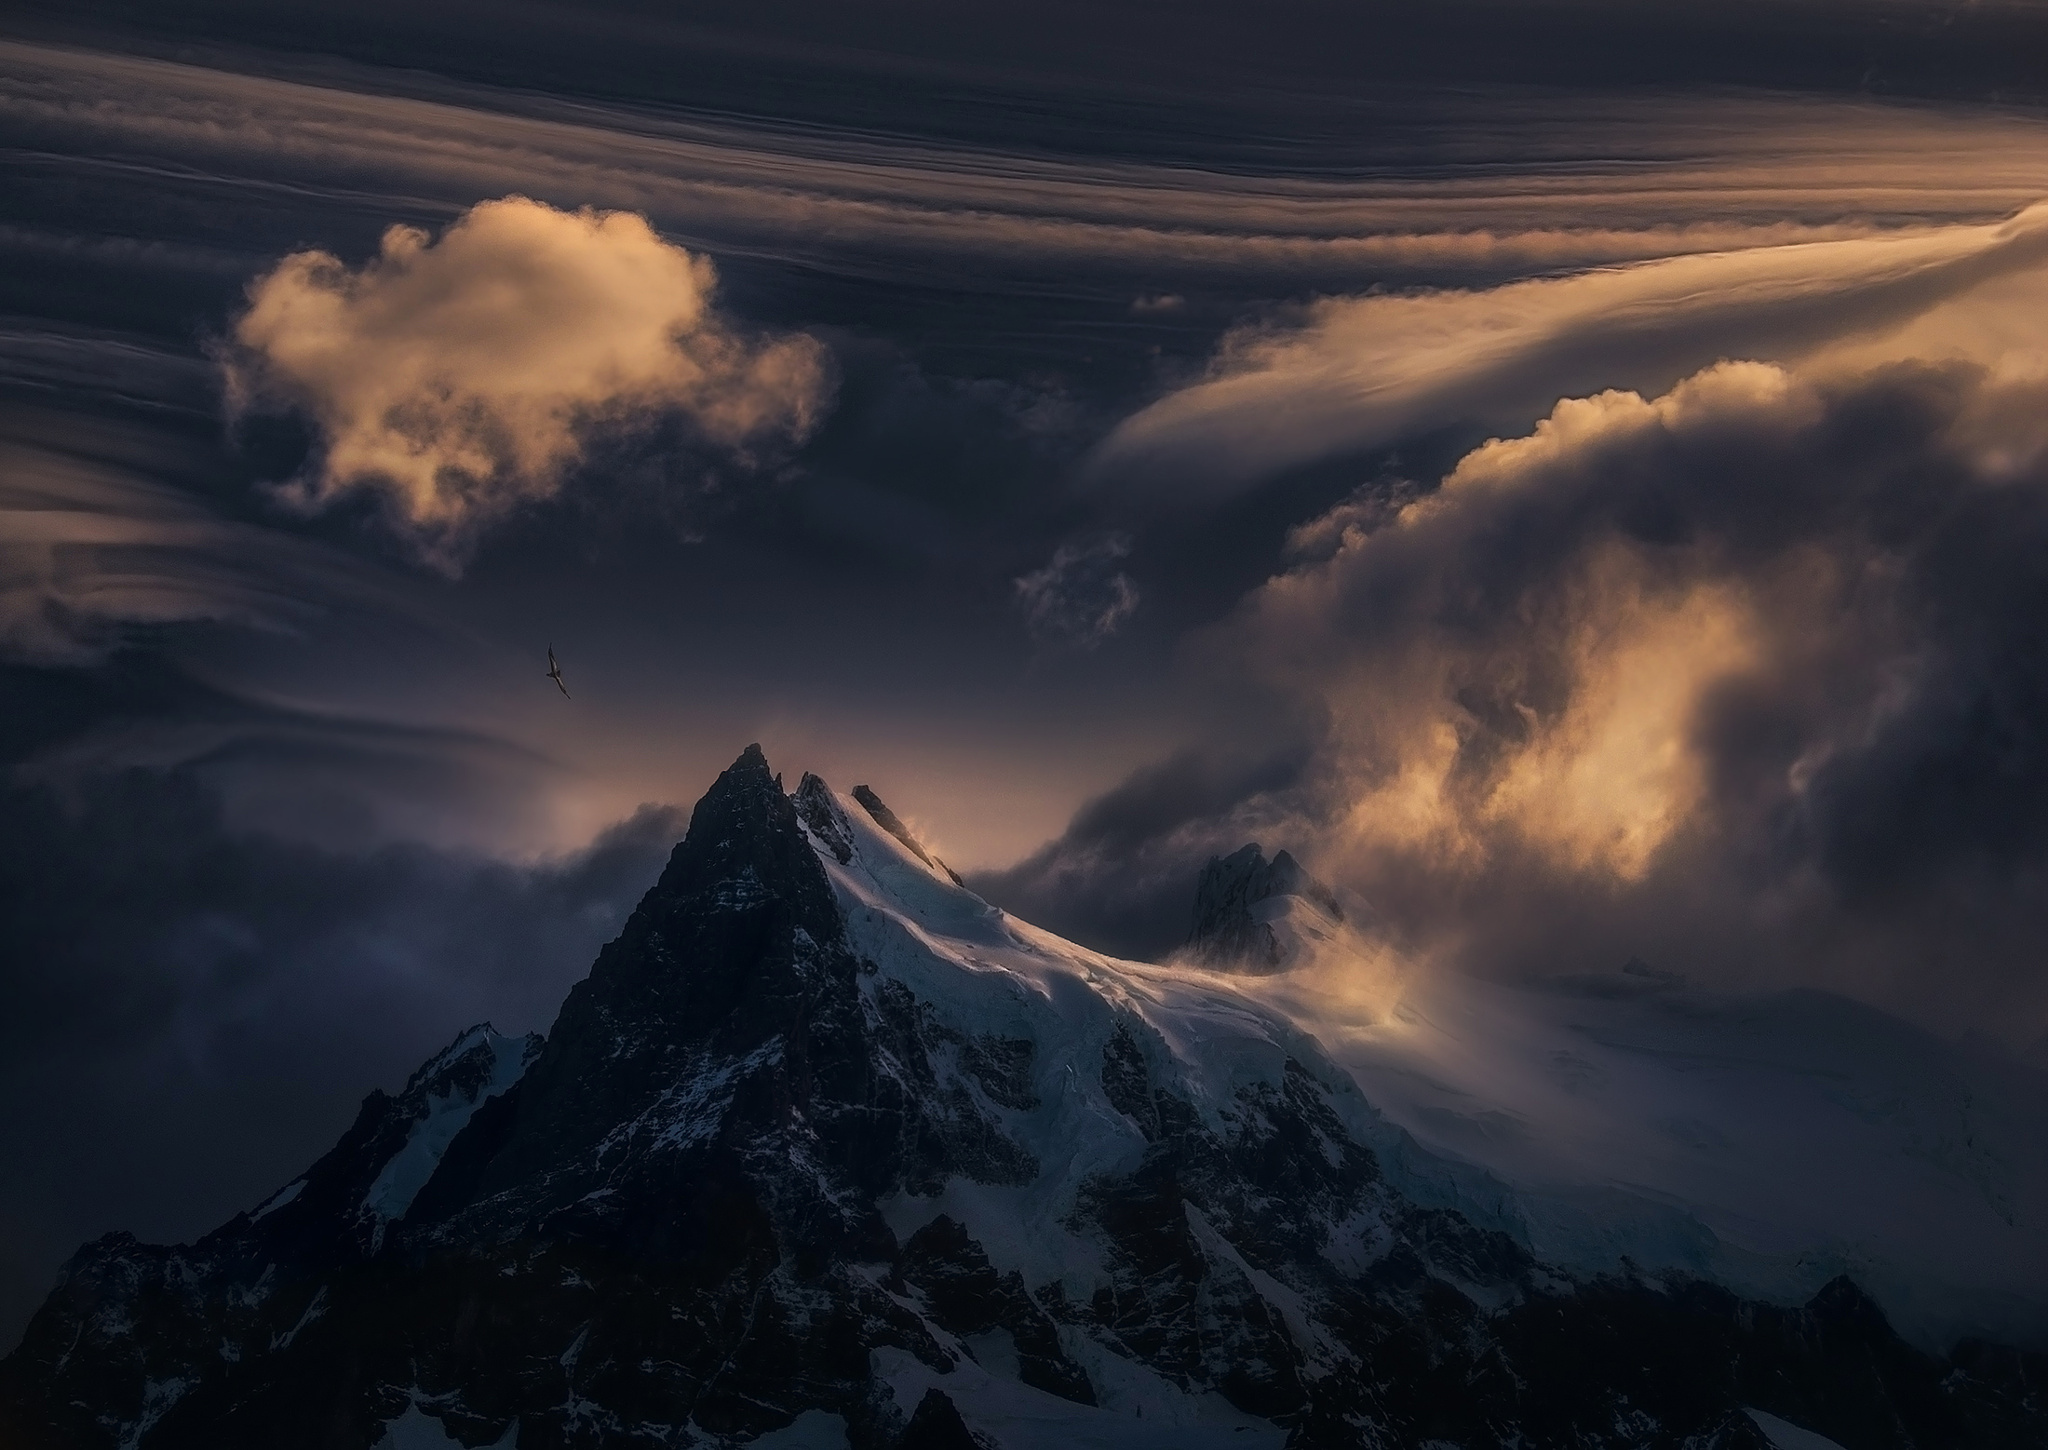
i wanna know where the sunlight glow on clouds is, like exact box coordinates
[223,196,830,569]
[1201,344,2048,1025]
[1096,202,2048,497]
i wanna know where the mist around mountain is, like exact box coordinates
[2,747,2043,1450]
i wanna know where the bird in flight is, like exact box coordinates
[546,646,570,698]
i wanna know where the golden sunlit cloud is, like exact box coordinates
[1232,362,1868,885]
[1480,572,1757,881]
[223,196,829,570]
[1095,203,2048,497]
[1167,329,2048,1027]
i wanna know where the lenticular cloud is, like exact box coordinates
[223,196,830,569]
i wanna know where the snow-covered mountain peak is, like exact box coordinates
[7,745,2044,1450]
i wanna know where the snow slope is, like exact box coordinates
[814,781,1401,1302]
[809,780,2048,1355]
[1245,960,2048,1352]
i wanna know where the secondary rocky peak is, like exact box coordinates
[853,783,965,885]
[397,1023,537,1102]
[794,771,856,862]
[1183,842,1343,973]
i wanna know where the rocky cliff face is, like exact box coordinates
[3,748,2043,1450]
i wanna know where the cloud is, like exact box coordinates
[12,40,2048,299]
[223,196,829,568]
[1012,535,1139,646]
[1016,349,2048,1038]
[0,437,417,667]
[1093,202,2048,498]
[0,760,684,1352]
[970,744,1314,959]
[1219,351,2048,1029]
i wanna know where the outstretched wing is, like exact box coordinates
[546,646,569,697]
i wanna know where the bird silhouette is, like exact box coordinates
[546,646,570,698]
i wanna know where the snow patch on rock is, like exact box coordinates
[1746,1408,1849,1450]
[376,1404,518,1449]
[365,1030,535,1224]
[869,1345,1282,1450]
[248,1179,304,1222]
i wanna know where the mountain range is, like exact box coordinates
[3,746,2043,1450]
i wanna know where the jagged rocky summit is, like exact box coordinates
[1180,845,1344,974]
[4,746,2044,1450]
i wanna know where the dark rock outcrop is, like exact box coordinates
[1182,844,1341,972]
[899,1389,986,1450]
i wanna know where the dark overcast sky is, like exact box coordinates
[5,0,2048,1349]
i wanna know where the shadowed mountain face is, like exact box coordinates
[2,747,2043,1450]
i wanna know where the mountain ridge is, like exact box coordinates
[3,746,2043,1450]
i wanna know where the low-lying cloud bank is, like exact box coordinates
[224,197,829,569]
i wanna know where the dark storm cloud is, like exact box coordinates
[15,0,2048,114]
[0,410,576,852]
[0,758,684,1352]
[1012,535,1139,647]
[970,744,1315,960]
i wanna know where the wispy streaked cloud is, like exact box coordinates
[8,40,2048,293]
[0,439,403,666]
[1093,201,2048,496]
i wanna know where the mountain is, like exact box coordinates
[1289,963,2048,1357]
[1179,845,1346,974]
[3,746,2044,1450]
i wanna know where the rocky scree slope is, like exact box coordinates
[2,747,2044,1450]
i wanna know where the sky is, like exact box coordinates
[5,0,2048,1348]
